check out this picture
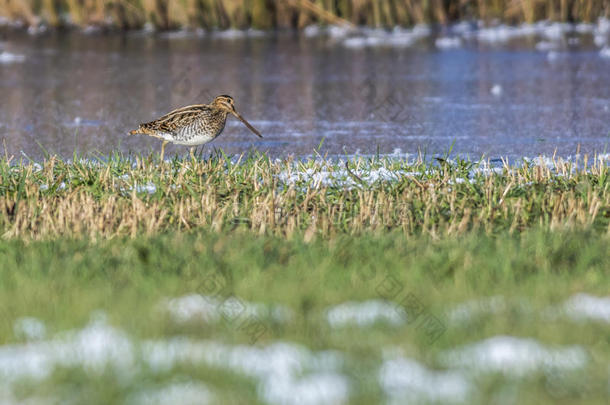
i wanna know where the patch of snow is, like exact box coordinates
[379,356,472,404]
[599,47,610,59]
[440,336,588,377]
[135,183,156,194]
[129,381,213,405]
[39,182,66,191]
[0,315,134,385]
[0,315,348,405]
[562,294,610,324]
[143,340,348,405]
[278,166,413,189]
[13,318,46,341]
[326,300,406,328]
[164,294,292,324]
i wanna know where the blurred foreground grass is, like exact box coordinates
[0,228,608,404]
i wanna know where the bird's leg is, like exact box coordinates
[189,147,196,161]
[160,140,168,161]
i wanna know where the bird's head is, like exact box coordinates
[213,95,236,114]
[212,94,263,138]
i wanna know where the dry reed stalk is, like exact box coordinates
[287,0,355,27]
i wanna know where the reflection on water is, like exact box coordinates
[0,30,609,160]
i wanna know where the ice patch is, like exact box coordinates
[341,27,428,49]
[164,294,292,324]
[435,37,462,49]
[535,41,559,51]
[326,300,406,328]
[546,50,560,61]
[596,17,610,35]
[541,22,570,41]
[490,84,503,96]
[303,24,321,38]
[214,28,266,39]
[574,23,594,34]
[594,33,607,47]
[0,52,25,64]
[440,336,588,377]
[379,356,472,404]
[562,293,610,324]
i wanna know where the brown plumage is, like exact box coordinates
[128,95,262,160]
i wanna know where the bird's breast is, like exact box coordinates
[173,112,227,145]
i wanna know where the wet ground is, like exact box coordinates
[0,25,609,161]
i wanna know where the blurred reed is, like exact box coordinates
[0,0,608,30]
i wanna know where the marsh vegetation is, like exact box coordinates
[1,0,608,30]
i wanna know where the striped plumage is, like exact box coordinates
[128,95,262,159]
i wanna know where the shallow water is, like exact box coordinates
[0,27,609,160]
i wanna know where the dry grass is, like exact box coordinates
[0,154,608,240]
[0,0,608,30]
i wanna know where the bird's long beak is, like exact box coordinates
[232,111,263,138]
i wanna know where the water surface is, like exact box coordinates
[1,29,609,160]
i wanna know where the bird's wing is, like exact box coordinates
[140,104,212,134]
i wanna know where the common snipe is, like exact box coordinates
[128,95,263,160]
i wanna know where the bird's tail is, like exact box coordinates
[129,126,167,140]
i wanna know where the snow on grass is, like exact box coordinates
[440,336,588,378]
[128,381,213,405]
[0,315,134,385]
[379,356,472,404]
[326,300,406,328]
[0,315,348,405]
[277,166,416,189]
[164,294,292,324]
[143,339,349,405]
[562,294,610,324]
[13,317,46,342]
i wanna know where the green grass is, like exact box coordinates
[0,228,609,404]
[0,153,608,239]
[0,154,608,404]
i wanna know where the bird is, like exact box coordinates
[128,95,263,160]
